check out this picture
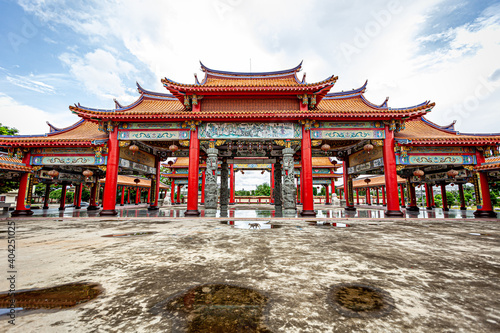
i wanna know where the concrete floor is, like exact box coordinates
[1,207,499,332]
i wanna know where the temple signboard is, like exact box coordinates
[31,147,106,166]
[198,123,301,139]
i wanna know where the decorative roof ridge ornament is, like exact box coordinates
[380,97,389,108]
[199,60,303,76]
[113,98,123,109]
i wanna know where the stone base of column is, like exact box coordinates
[205,209,217,217]
[443,208,450,212]
[100,210,118,216]
[120,204,124,206]
[75,206,81,210]
[43,206,49,210]
[284,209,296,217]
[11,210,33,216]
[300,210,316,217]
[407,206,420,212]
[344,207,356,212]
[58,207,65,211]
[135,203,138,205]
[297,203,303,205]
[87,205,99,211]
[473,210,497,218]
[229,203,236,205]
[385,210,404,217]
[148,206,159,211]
[426,206,433,210]
[325,203,332,205]
[460,207,467,211]
[184,209,200,216]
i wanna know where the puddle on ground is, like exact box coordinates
[101,231,158,237]
[469,233,481,236]
[152,284,271,332]
[220,221,282,229]
[328,283,394,318]
[0,283,102,312]
[308,221,351,228]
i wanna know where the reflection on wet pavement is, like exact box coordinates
[220,221,282,229]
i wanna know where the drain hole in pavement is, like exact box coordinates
[219,221,282,229]
[152,284,271,332]
[0,283,102,311]
[328,283,394,318]
[101,231,158,237]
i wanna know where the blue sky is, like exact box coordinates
[1,0,499,188]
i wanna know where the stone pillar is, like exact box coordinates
[382,125,403,216]
[185,126,201,216]
[440,182,449,211]
[100,126,119,216]
[204,147,219,216]
[407,181,419,212]
[220,159,229,211]
[229,164,235,205]
[59,182,68,211]
[201,170,206,205]
[273,160,282,210]
[282,147,297,216]
[431,185,436,208]
[120,186,125,206]
[12,150,34,216]
[458,183,466,210]
[43,183,51,209]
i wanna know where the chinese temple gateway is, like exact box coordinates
[1,62,500,218]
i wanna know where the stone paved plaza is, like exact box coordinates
[1,205,499,332]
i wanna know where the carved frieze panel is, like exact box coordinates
[118,130,190,141]
[311,129,385,140]
[198,123,302,139]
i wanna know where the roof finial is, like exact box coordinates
[301,72,307,84]
[194,73,200,85]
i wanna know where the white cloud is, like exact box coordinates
[6,74,56,94]
[59,49,138,103]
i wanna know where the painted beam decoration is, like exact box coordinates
[118,122,190,141]
[198,123,302,139]
[119,159,156,174]
[312,121,385,140]
[119,148,155,168]
[348,158,384,174]
[409,169,469,183]
[234,163,272,170]
[396,146,476,165]
[30,147,106,165]
[313,179,331,185]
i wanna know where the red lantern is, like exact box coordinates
[83,169,93,177]
[447,169,459,178]
[129,144,139,154]
[48,170,59,178]
[168,160,174,166]
[413,169,424,177]
[169,144,179,152]
[363,143,374,153]
[364,178,371,184]
[321,144,331,152]
[134,178,140,184]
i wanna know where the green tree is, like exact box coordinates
[255,183,271,196]
[0,123,19,136]
[313,187,318,196]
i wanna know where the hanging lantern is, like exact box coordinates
[321,143,331,152]
[413,169,424,177]
[83,169,93,177]
[169,144,179,152]
[168,160,174,166]
[451,183,455,187]
[447,169,459,178]
[363,143,374,154]
[364,178,371,184]
[48,170,59,178]
[128,144,139,154]
[134,178,140,184]
[241,170,245,175]
[261,170,265,174]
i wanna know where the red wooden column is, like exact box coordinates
[43,183,51,210]
[88,181,99,210]
[229,164,235,205]
[339,189,343,199]
[366,187,371,205]
[149,156,161,210]
[300,124,316,217]
[407,182,419,211]
[170,180,176,205]
[270,164,275,204]
[474,150,497,217]
[376,187,380,205]
[12,150,34,216]
[382,186,386,206]
[127,187,131,204]
[298,168,302,204]
[458,183,466,210]
[382,125,403,216]
[440,182,449,211]
[399,184,405,207]
[135,188,140,205]
[201,170,206,204]
[325,185,331,205]
[430,185,436,207]
[356,189,360,204]
[75,184,83,209]
[59,182,68,211]
[425,184,432,210]
[100,127,119,216]
[120,186,125,206]
[186,124,201,216]
[176,185,182,204]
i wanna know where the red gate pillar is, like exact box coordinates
[325,185,331,205]
[430,185,436,207]
[343,158,355,211]
[300,124,316,217]
[43,183,51,210]
[186,125,201,216]
[458,183,466,210]
[382,125,403,216]
[270,164,275,204]
[147,188,151,204]
[75,184,83,209]
[88,181,99,210]
[366,187,371,205]
[176,185,182,204]
[135,188,140,205]
[149,156,161,211]
[474,150,497,217]
[440,182,449,211]
[425,184,432,210]
[120,186,125,206]
[400,184,405,207]
[201,171,206,204]
[12,150,34,216]
[382,186,386,206]
[59,182,68,211]
[171,180,176,205]
[127,187,131,204]
[407,182,419,211]
[229,164,235,205]
[376,187,380,205]
[100,127,119,216]
[356,189,360,205]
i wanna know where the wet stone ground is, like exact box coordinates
[0,215,499,332]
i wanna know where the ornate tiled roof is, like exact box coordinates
[396,117,500,145]
[475,156,500,171]
[0,120,107,147]
[0,155,32,172]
